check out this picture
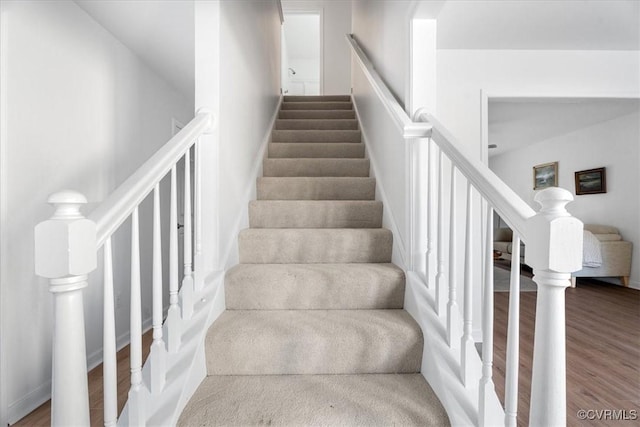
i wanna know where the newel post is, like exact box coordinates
[35,191,97,427]
[525,188,583,427]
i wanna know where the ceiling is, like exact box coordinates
[488,98,640,157]
[436,0,640,50]
[74,0,194,101]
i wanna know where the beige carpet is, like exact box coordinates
[180,375,448,427]
[178,95,450,426]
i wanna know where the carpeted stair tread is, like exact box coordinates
[279,109,356,119]
[272,129,361,143]
[284,95,351,102]
[180,95,451,426]
[275,118,358,130]
[225,263,404,310]
[263,158,369,177]
[257,177,376,200]
[281,101,352,110]
[268,142,365,158]
[249,200,382,228]
[178,374,450,426]
[205,309,422,375]
[239,228,392,263]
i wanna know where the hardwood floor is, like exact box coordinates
[493,278,640,426]
[14,331,152,427]
[15,281,639,426]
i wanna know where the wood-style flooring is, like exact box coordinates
[493,278,640,426]
[14,331,152,427]
[15,279,639,426]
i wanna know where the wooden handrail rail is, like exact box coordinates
[88,112,213,247]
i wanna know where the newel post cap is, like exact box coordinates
[525,188,583,273]
[35,191,97,279]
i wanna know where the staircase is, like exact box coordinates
[178,95,450,426]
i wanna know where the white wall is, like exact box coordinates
[283,0,351,95]
[215,1,282,269]
[0,1,193,422]
[437,50,640,160]
[351,0,414,111]
[490,110,640,287]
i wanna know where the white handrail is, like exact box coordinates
[89,111,213,247]
[345,34,432,138]
[415,111,536,242]
[35,109,215,426]
[346,31,534,240]
[347,31,582,427]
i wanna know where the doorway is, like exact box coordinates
[281,11,322,96]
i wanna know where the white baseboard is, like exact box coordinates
[351,96,408,271]
[220,95,283,271]
[404,271,503,427]
[7,381,51,425]
[9,314,155,424]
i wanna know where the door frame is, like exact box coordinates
[282,7,324,95]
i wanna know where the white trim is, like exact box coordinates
[352,97,408,270]
[0,7,9,426]
[276,0,284,24]
[171,117,185,136]
[219,96,283,270]
[281,8,324,95]
[7,382,50,425]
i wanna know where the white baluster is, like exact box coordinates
[479,205,501,426]
[181,150,194,319]
[167,166,181,352]
[505,233,521,427]
[128,207,145,425]
[435,148,447,315]
[460,182,480,386]
[447,166,460,348]
[425,138,434,284]
[527,188,582,426]
[194,140,203,291]
[34,191,96,427]
[103,238,117,427]
[150,185,166,394]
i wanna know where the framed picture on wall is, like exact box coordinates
[575,167,606,195]
[533,162,558,190]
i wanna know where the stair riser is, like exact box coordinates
[238,229,392,263]
[268,143,365,159]
[257,178,376,200]
[225,264,404,310]
[206,310,422,375]
[249,201,382,228]
[279,110,356,119]
[272,130,361,143]
[281,102,352,110]
[263,159,370,177]
[275,119,358,130]
[284,95,351,102]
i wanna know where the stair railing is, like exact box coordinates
[347,33,583,426]
[35,109,214,426]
